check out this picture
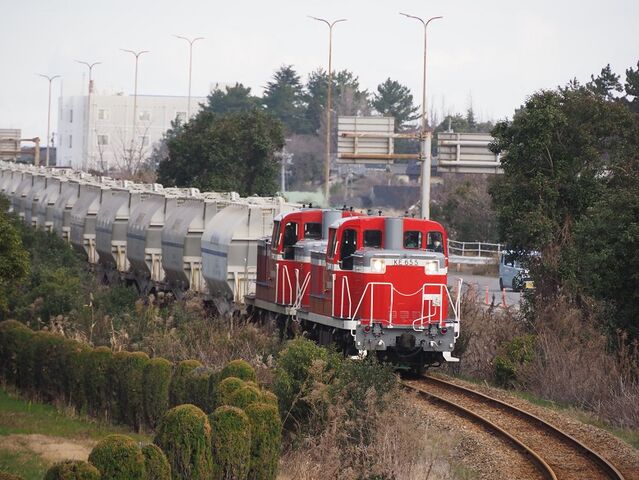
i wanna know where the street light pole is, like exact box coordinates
[309,16,347,207]
[37,74,61,167]
[76,60,101,171]
[121,49,149,160]
[174,35,204,119]
[400,13,443,219]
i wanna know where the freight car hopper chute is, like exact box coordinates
[126,187,194,293]
[161,191,239,296]
[52,179,84,242]
[201,198,295,314]
[70,181,119,264]
[95,184,145,276]
[36,173,70,232]
[11,171,34,218]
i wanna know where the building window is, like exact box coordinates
[175,111,187,122]
[69,109,73,123]
[98,109,108,120]
[139,136,149,147]
[97,134,109,146]
[68,135,72,148]
[138,111,151,121]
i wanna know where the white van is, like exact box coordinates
[499,251,534,292]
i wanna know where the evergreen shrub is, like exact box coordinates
[245,403,282,480]
[43,460,100,480]
[228,385,261,410]
[169,359,202,407]
[210,406,251,480]
[184,367,215,412]
[88,434,145,480]
[84,346,113,418]
[220,359,256,382]
[154,404,212,480]
[215,377,246,408]
[0,320,31,386]
[141,444,171,480]
[143,357,172,429]
[121,351,150,430]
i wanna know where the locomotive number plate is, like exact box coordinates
[392,258,419,266]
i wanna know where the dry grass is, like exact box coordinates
[279,390,460,480]
[521,298,639,429]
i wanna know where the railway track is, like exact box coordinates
[403,375,626,480]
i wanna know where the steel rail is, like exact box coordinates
[409,376,626,480]
[403,381,557,480]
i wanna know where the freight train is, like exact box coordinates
[0,162,461,370]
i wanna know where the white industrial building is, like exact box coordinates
[56,94,206,172]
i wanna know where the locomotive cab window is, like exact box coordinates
[304,222,322,240]
[271,221,280,249]
[427,231,444,253]
[340,228,358,270]
[404,230,422,249]
[283,222,298,260]
[327,228,337,260]
[363,230,382,248]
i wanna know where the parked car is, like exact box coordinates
[499,251,534,292]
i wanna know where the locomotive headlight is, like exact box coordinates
[424,260,438,275]
[371,258,386,273]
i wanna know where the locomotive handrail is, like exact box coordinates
[447,239,503,257]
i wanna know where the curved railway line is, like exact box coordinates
[403,375,626,480]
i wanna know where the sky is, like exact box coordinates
[1,0,638,140]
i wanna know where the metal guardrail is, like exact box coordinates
[448,240,503,258]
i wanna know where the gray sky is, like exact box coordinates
[1,0,638,140]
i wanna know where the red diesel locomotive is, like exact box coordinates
[248,207,461,370]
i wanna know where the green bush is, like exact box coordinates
[245,403,281,480]
[84,347,113,418]
[44,460,100,480]
[154,404,212,480]
[88,434,145,480]
[169,359,202,407]
[220,359,256,382]
[184,367,215,413]
[210,406,251,480]
[68,345,91,411]
[260,390,279,409]
[215,377,246,408]
[228,385,261,410]
[143,357,172,429]
[0,320,32,386]
[494,334,536,388]
[121,351,150,430]
[273,338,340,426]
[141,444,171,480]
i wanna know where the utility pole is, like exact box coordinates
[309,16,347,207]
[174,35,204,119]
[400,13,443,219]
[121,49,149,164]
[76,60,101,171]
[37,74,61,167]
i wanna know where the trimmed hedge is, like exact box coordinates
[141,444,171,480]
[83,346,113,418]
[121,351,150,430]
[0,320,32,386]
[154,404,212,480]
[88,434,145,480]
[169,360,202,407]
[184,367,216,413]
[245,403,281,480]
[220,359,256,382]
[143,357,172,429]
[44,460,100,480]
[228,385,261,410]
[215,377,246,408]
[210,406,251,480]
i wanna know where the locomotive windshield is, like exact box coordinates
[363,229,382,248]
[340,228,358,270]
[304,222,322,240]
[427,231,444,253]
[283,221,298,259]
[404,230,422,249]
